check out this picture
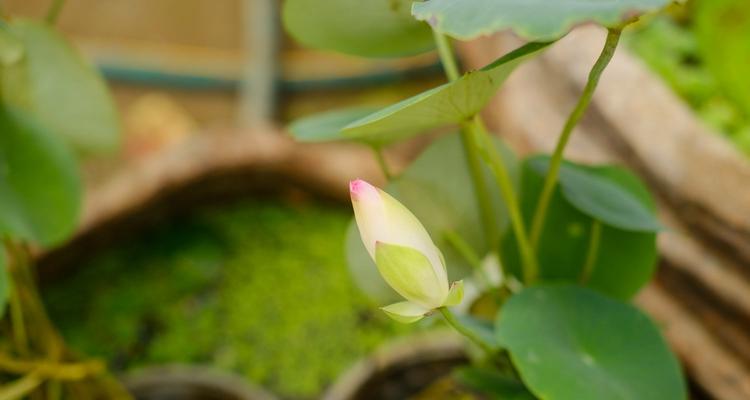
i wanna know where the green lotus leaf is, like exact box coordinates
[413,0,671,41]
[497,285,687,400]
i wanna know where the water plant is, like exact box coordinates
[0,0,127,398]
[286,0,688,398]
[44,200,413,398]
[629,0,750,154]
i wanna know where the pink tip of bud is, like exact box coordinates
[349,179,379,201]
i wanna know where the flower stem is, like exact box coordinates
[45,0,66,24]
[433,30,460,81]
[9,283,29,355]
[580,219,602,284]
[459,128,501,245]
[433,30,500,246]
[465,117,538,283]
[433,29,538,282]
[2,240,135,399]
[443,230,482,270]
[47,380,62,400]
[530,28,623,247]
[0,372,44,399]
[443,230,495,288]
[438,307,495,355]
[371,146,393,181]
[0,354,104,380]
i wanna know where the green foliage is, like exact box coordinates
[283,0,434,58]
[288,106,381,143]
[628,14,750,154]
[455,367,535,400]
[287,42,547,146]
[392,132,516,251]
[694,0,750,119]
[0,249,8,319]
[628,17,714,107]
[542,158,662,232]
[285,0,686,397]
[503,157,658,299]
[453,314,498,350]
[341,42,548,145]
[1,19,120,154]
[347,134,517,303]
[0,28,24,66]
[496,285,687,400]
[0,10,120,398]
[413,0,671,41]
[0,106,81,247]
[44,201,413,398]
[0,15,119,252]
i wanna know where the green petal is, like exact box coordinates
[443,280,464,307]
[381,301,429,323]
[375,242,447,308]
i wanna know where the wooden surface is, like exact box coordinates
[460,26,750,400]
[5,0,243,49]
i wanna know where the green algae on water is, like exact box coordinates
[43,200,414,398]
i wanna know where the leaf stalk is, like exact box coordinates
[433,30,500,246]
[530,28,623,247]
[438,307,495,355]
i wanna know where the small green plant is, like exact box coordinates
[0,0,127,398]
[286,0,687,398]
[45,201,413,398]
[694,0,750,120]
[628,1,750,154]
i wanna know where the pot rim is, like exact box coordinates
[322,330,466,400]
[121,364,278,400]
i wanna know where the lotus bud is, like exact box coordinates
[349,179,463,323]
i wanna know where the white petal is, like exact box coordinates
[350,179,449,298]
[381,301,430,323]
[350,179,387,258]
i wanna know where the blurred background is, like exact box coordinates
[5,0,444,165]
[2,1,444,398]
[2,0,749,399]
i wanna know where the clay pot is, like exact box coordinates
[122,365,277,400]
[323,332,467,400]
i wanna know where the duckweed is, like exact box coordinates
[44,200,414,398]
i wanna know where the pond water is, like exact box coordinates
[43,199,415,398]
